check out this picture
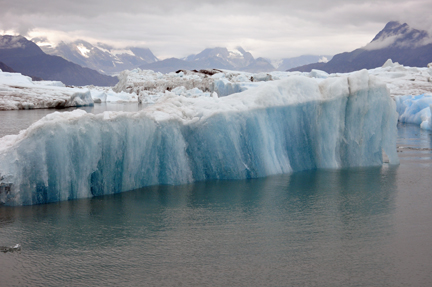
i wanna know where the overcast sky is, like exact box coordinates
[1,0,431,59]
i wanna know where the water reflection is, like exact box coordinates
[0,123,431,286]
[0,164,402,286]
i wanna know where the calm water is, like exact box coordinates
[0,107,431,286]
[0,103,145,138]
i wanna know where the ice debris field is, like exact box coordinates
[2,60,432,129]
[0,59,431,205]
[0,70,139,110]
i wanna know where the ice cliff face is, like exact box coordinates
[0,70,399,205]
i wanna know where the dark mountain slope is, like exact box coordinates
[35,39,159,75]
[290,21,432,73]
[0,61,15,73]
[0,35,118,86]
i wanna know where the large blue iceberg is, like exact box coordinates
[0,70,399,205]
[395,94,432,130]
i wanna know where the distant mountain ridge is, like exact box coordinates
[0,35,118,86]
[290,21,432,73]
[34,38,333,74]
[140,47,276,73]
[35,38,159,75]
[139,47,334,73]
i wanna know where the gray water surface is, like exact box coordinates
[0,117,431,286]
[0,103,145,138]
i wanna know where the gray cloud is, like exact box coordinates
[0,0,431,59]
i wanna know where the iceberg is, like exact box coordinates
[88,87,139,103]
[368,60,432,97]
[82,60,432,107]
[370,60,432,130]
[0,70,399,205]
[395,94,432,130]
[112,68,278,103]
[0,70,94,110]
[0,244,21,253]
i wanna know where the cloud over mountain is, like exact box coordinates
[1,0,431,60]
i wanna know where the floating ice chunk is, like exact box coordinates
[87,87,138,103]
[309,69,329,79]
[90,89,107,103]
[0,244,21,253]
[420,105,432,130]
[0,70,94,110]
[0,71,399,205]
[382,59,394,68]
[211,78,245,97]
[368,62,431,97]
[37,81,66,87]
[395,94,432,130]
[252,73,273,82]
[234,74,250,82]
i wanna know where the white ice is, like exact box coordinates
[0,70,399,205]
[0,69,145,109]
[367,59,432,97]
[0,70,94,110]
[395,95,432,130]
[366,60,432,129]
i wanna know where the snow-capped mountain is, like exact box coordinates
[184,47,255,69]
[34,38,159,75]
[366,21,431,50]
[32,37,333,74]
[140,46,275,73]
[290,21,432,73]
[0,35,118,86]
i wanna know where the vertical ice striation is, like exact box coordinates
[0,70,399,205]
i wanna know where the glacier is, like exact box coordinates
[0,70,399,205]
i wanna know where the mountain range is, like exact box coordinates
[2,20,427,87]
[0,35,331,86]
[36,40,332,74]
[135,48,331,73]
[34,38,159,75]
[0,35,118,86]
[139,47,277,73]
[290,21,432,72]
